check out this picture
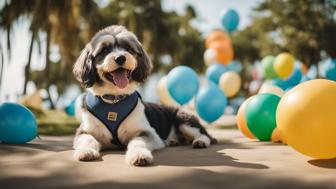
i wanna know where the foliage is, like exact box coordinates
[0,0,204,104]
[233,0,336,70]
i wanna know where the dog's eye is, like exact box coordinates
[100,45,112,55]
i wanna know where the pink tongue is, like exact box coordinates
[111,70,129,89]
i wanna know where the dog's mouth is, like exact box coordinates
[104,68,131,89]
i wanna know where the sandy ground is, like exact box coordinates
[0,129,335,189]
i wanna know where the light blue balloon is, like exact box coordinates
[227,60,243,73]
[0,103,37,144]
[221,9,240,33]
[325,59,336,81]
[167,66,199,105]
[300,75,312,83]
[206,64,229,84]
[195,84,227,123]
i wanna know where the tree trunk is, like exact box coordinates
[44,27,55,109]
[23,32,35,95]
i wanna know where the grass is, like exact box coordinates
[33,109,79,136]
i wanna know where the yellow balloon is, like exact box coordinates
[277,79,336,159]
[274,53,294,79]
[258,82,285,97]
[219,71,241,97]
[271,128,286,143]
[236,97,255,139]
[157,76,179,107]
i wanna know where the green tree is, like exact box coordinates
[234,0,336,76]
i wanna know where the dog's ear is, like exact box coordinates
[73,46,101,88]
[131,42,152,83]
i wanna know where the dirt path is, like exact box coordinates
[0,129,335,189]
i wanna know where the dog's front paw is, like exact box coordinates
[192,135,210,149]
[73,148,100,161]
[125,147,153,166]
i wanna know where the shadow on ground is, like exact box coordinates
[308,158,336,169]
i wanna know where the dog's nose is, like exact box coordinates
[115,55,126,65]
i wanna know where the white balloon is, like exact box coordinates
[203,48,217,66]
[259,82,285,97]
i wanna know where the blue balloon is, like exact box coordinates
[167,66,199,105]
[300,75,312,83]
[65,99,76,116]
[272,67,302,90]
[221,9,239,33]
[325,59,336,81]
[195,84,227,123]
[206,64,229,84]
[227,60,243,73]
[0,103,37,144]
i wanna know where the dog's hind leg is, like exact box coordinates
[175,110,217,148]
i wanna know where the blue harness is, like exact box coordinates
[85,91,140,146]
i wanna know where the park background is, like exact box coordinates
[0,0,336,134]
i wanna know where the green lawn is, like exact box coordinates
[35,109,79,136]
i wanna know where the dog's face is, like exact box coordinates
[73,25,152,95]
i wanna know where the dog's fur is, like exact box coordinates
[73,25,216,166]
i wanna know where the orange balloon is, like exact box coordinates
[271,127,285,143]
[301,63,308,75]
[205,30,231,48]
[209,42,234,65]
[237,97,255,139]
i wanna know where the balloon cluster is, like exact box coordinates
[157,9,242,123]
[238,77,336,159]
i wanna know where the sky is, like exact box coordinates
[0,0,259,102]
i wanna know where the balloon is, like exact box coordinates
[274,53,295,79]
[285,66,302,87]
[157,76,179,106]
[300,75,311,83]
[277,79,336,159]
[271,128,284,143]
[245,94,281,141]
[0,103,37,144]
[208,42,234,65]
[219,71,241,97]
[167,66,199,105]
[206,63,228,84]
[236,97,255,139]
[300,63,308,75]
[65,99,76,116]
[203,48,217,66]
[221,9,239,33]
[248,80,262,94]
[227,60,243,73]
[325,59,336,81]
[195,84,227,123]
[258,82,285,97]
[261,56,278,79]
[272,66,302,90]
[205,30,231,48]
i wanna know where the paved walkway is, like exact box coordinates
[0,129,335,189]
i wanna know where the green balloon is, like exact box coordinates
[245,93,280,141]
[261,56,278,79]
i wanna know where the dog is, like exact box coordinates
[72,25,217,166]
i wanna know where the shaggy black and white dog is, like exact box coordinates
[73,25,216,166]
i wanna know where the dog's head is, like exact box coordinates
[73,25,152,95]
